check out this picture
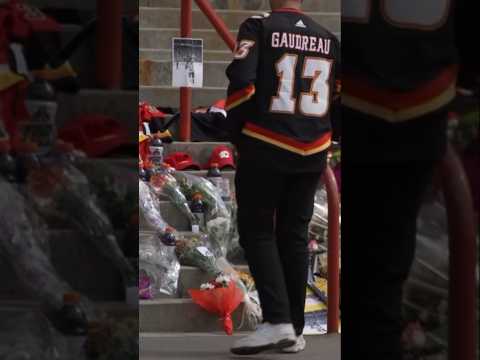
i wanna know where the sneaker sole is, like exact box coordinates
[231,338,296,355]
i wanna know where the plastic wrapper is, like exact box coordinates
[175,235,262,328]
[139,179,169,235]
[189,280,244,335]
[0,312,68,360]
[226,203,244,263]
[175,232,220,275]
[172,170,230,220]
[173,171,231,256]
[309,187,330,243]
[139,231,180,298]
[206,216,231,258]
[0,177,95,319]
[149,171,195,223]
[25,158,136,284]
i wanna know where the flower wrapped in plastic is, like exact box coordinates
[174,232,220,275]
[0,177,95,320]
[189,274,244,335]
[175,235,262,328]
[226,201,245,263]
[139,231,180,298]
[24,157,136,284]
[149,169,195,223]
[172,170,230,220]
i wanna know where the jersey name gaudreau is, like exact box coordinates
[271,32,331,55]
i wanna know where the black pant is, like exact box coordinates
[235,158,325,336]
[341,108,447,360]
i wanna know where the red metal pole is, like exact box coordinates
[195,0,236,51]
[323,165,341,333]
[96,0,122,88]
[180,0,193,141]
[440,146,477,360]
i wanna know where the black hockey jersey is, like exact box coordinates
[225,8,340,156]
[342,0,458,122]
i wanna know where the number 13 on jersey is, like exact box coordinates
[270,54,333,117]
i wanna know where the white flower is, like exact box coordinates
[200,283,215,291]
[215,274,232,286]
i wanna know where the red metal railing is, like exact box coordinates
[440,146,477,360]
[180,1,341,333]
[96,0,123,88]
[323,166,341,333]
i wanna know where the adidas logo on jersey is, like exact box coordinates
[295,20,307,28]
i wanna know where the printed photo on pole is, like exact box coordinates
[172,38,204,88]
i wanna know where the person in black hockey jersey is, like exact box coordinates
[224,0,340,355]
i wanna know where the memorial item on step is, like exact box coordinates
[189,274,244,335]
[175,235,262,329]
[149,167,196,224]
[309,187,332,243]
[172,37,203,88]
[0,177,96,320]
[174,232,220,276]
[140,179,176,237]
[173,168,230,219]
[139,231,180,298]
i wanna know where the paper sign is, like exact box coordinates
[172,38,203,88]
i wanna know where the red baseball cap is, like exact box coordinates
[59,114,132,157]
[164,152,201,170]
[206,145,235,169]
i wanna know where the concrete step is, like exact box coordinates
[140,332,341,360]
[140,85,226,107]
[140,59,229,87]
[140,8,340,32]
[56,89,138,134]
[0,230,127,301]
[139,0,340,12]
[139,298,255,332]
[140,28,236,51]
[140,48,232,62]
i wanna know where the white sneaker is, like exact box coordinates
[281,335,306,353]
[230,323,296,355]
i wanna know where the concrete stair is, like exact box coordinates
[138,0,338,346]
[139,0,341,108]
[140,332,341,360]
[140,8,340,31]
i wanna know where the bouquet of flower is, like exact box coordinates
[175,236,262,329]
[139,231,180,298]
[175,232,220,275]
[188,274,244,335]
[172,170,230,220]
[149,170,195,223]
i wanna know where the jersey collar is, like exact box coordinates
[273,7,304,14]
